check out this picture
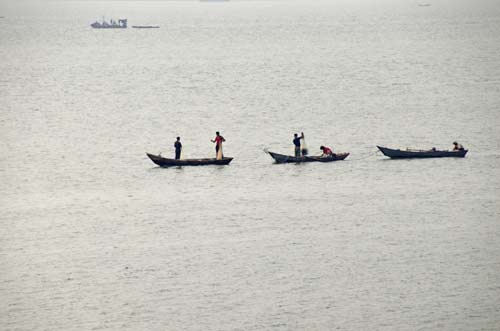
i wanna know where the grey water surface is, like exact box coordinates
[1,0,499,330]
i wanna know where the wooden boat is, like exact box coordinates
[147,153,233,167]
[267,151,349,164]
[377,146,467,159]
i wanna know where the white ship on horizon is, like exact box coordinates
[90,18,127,29]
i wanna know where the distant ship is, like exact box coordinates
[90,18,127,29]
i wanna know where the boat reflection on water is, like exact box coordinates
[132,25,160,29]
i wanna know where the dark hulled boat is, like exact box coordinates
[147,153,233,167]
[267,151,349,164]
[377,146,467,159]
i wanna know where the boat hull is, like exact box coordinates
[267,151,349,164]
[91,25,127,29]
[377,146,467,159]
[147,153,233,167]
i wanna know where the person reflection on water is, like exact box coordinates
[293,132,304,157]
[174,137,182,160]
[211,131,226,158]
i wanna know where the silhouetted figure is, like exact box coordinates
[174,137,182,159]
[293,132,304,157]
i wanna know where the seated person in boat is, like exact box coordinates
[453,141,465,151]
[211,131,225,157]
[174,136,182,160]
[320,145,335,157]
[293,132,304,157]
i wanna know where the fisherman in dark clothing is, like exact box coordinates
[174,137,182,159]
[293,132,304,157]
[453,141,465,151]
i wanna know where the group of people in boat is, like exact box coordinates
[173,132,226,160]
[172,131,338,160]
[292,132,335,157]
[171,131,464,160]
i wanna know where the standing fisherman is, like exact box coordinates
[174,137,182,160]
[293,132,304,157]
[211,131,226,159]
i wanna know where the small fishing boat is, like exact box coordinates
[267,151,349,164]
[377,146,467,159]
[147,153,233,167]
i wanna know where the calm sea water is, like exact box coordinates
[1,0,499,330]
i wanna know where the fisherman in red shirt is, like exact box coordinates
[211,131,226,157]
[320,145,334,157]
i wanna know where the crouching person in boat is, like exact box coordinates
[174,137,182,160]
[453,141,465,151]
[320,145,335,157]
